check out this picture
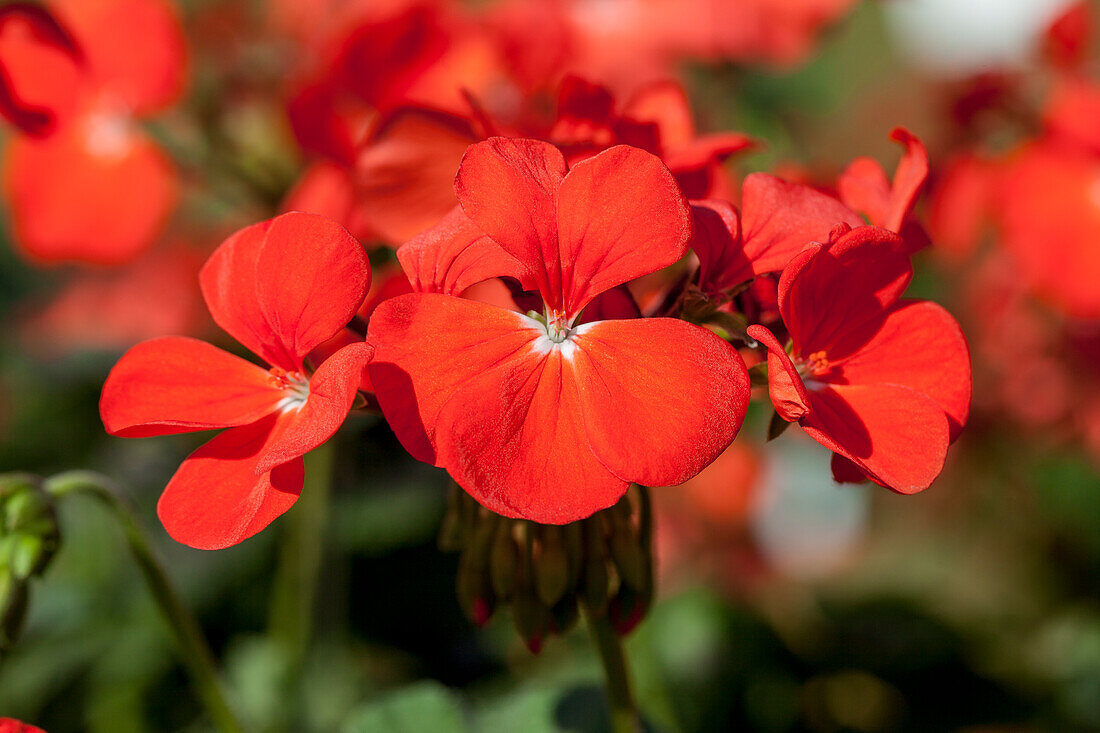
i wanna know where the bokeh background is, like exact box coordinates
[1,0,1099,731]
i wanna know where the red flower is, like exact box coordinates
[691,173,863,297]
[369,138,750,523]
[837,127,930,252]
[999,140,1100,319]
[747,225,971,493]
[550,76,754,199]
[0,0,186,266]
[100,213,372,549]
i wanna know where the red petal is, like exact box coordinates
[454,137,567,307]
[0,3,85,136]
[577,285,640,323]
[829,300,971,438]
[881,127,928,233]
[3,115,176,265]
[778,226,911,358]
[57,0,187,114]
[254,342,373,473]
[255,212,371,366]
[157,418,303,550]
[837,128,928,234]
[741,173,863,277]
[690,199,747,295]
[356,106,479,245]
[801,383,950,494]
[837,157,890,226]
[201,213,370,371]
[396,205,535,295]
[200,219,288,368]
[622,80,695,149]
[571,318,749,487]
[830,453,870,485]
[100,337,281,438]
[555,145,691,314]
[747,324,811,422]
[367,293,539,464]
[434,339,628,524]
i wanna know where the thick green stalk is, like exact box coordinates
[44,471,243,733]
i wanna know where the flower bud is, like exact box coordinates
[534,526,569,607]
[455,511,497,626]
[489,520,519,601]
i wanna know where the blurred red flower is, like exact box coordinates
[0,0,186,266]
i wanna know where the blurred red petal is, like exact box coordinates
[356,106,479,245]
[21,245,204,355]
[56,0,187,114]
[0,3,85,135]
[3,113,176,265]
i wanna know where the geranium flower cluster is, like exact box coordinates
[100,113,971,549]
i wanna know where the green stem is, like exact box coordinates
[43,471,244,733]
[585,607,643,733]
[267,441,335,663]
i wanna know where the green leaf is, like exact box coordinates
[766,411,791,442]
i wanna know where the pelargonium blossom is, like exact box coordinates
[369,138,750,523]
[747,225,971,492]
[838,127,930,252]
[690,172,864,297]
[100,213,372,549]
[0,0,186,265]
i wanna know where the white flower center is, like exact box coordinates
[270,368,310,413]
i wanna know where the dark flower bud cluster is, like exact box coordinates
[439,484,654,652]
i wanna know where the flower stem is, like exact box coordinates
[585,605,643,733]
[43,471,244,733]
[268,441,334,664]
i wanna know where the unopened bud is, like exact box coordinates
[489,521,519,601]
[437,484,469,552]
[548,595,579,636]
[455,511,497,626]
[511,581,548,655]
[0,568,29,654]
[580,520,610,615]
[534,526,569,607]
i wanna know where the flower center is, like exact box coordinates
[546,310,571,343]
[798,350,831,378]
[269,367,309,412]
